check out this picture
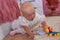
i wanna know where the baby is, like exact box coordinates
[10,2,48,39]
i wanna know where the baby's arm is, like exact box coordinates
[23,26,34,38]
[41,21,48,28]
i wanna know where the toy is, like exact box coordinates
[48,26,53,32]
[36,30,45,35]
[48,32,60,37]
[56,32,60,36]
[58,32,60,35]
[44,27,49,33]
[44,26,53,33]
[49,33,52,37]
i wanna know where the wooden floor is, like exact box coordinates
[3,34,34,40]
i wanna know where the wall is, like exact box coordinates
[32,0,44,15]
[43,0,60,15]
[19,0,44,15]
[0,22,11,40]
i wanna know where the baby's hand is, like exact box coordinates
[29,35,34,39]
[29,32,34,39]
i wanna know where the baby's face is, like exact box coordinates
[22,7,35,21]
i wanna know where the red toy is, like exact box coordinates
[48,26,53,32]
[44,26,53,33]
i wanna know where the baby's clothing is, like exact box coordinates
[11,12,45,34]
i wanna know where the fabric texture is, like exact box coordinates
[0,0,20,23]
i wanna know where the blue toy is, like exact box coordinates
[36,30,45,35]
[48,32,60,36]
[48,32,58,35]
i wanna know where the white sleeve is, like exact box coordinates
[36,12,45,22]
[37,15,46,26]
[40,15,45,22]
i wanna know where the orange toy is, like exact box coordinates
[48,26,53,32]
[44,26,53,33]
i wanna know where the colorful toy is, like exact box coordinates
[48,32,60,37]
[44,26,53,33]
[36,26,60,37]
